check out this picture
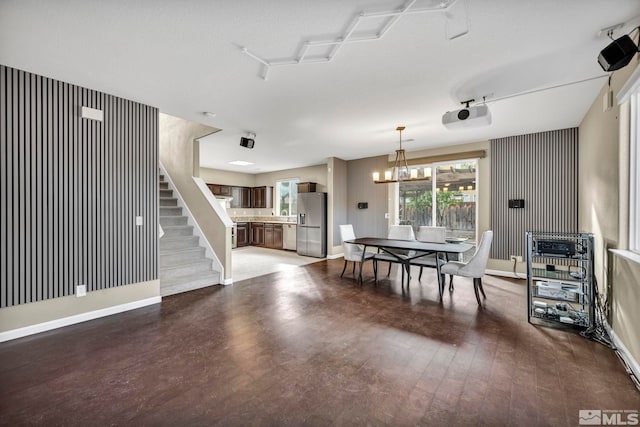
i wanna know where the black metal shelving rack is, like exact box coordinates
[526,232,595,329]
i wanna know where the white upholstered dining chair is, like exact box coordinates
[411,226,447,281]
[339,224,375,282]
[440,230,493,305]
[374,225,416,278]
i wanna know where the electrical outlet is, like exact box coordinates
[510,255,523,263]
[76,284,86,297]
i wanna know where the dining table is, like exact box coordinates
[345,237,474,297]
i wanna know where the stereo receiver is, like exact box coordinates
[534,239,576,257]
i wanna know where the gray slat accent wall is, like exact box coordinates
[490,128,578,260]
[1,65,158,308]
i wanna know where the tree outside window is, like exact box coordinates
[399,160,477,241]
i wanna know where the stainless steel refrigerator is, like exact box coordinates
[297,192,327,258]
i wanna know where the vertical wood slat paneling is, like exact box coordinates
[1,66,7,307]
[0,64,158,308]
[12,67,19,304]
[491,128,578,261]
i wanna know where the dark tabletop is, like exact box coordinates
[345,237,473,254]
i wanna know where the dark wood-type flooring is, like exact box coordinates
[1,258,639,426]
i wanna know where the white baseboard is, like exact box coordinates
[603,319,640,385]
[327,253,344,260]
[222,278,233,285]
[0,296,161,343]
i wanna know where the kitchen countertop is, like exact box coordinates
[232,217,296,224]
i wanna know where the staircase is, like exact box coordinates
[159,174,220,296]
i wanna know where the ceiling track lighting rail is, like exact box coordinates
[241,0,467,80]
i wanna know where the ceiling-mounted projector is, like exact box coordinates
[442,102,492,129]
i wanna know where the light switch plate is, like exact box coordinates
[136,216,143,226]
[76,285,86,297]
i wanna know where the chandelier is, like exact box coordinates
[373,126,431,184]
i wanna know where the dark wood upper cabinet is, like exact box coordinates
[252,187,263,208]
[208,184,267,209]
[230,187,242,209]
[252,186,273,209]
[207,184,231,197]
[241,187,252,208]
[231,186,253,209]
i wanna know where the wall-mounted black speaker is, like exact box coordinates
[240,137,255,149]
[357,202,368,209]
[598,35,638,72]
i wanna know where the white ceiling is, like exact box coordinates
[1,0,639,173]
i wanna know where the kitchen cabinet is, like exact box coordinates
[208,184,266,209]
[264,224,274,248]
[263,223,283,249]
[231,186,252,209]
[236,222,249,247]
[241,187,252,208]
[252,186,273,209]
[273,224,283,249]
[207,184,231,197]
[297,182,317,193]
[230,187,240,208]
[240,222,286,249]
[251,222,264,246]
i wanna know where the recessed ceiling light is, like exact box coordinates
[203,112,216,118]
[229,160,254,166]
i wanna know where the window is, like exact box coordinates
[434,161,477,241]
[630,89,639,253]
[276,178,299,217]
[399,160,478,259]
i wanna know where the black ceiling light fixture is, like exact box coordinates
[598,29,639,72]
